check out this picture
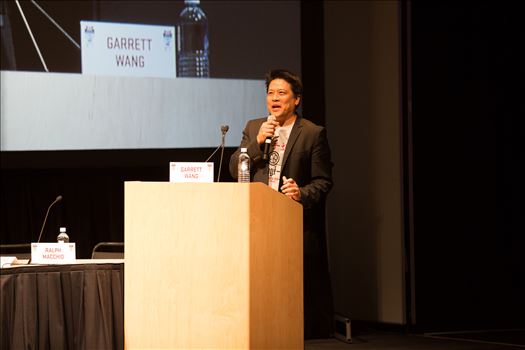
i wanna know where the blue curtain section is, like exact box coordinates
[0,263,124,349]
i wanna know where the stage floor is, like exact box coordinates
[306,329,525,350]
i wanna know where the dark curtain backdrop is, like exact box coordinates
[409,2,524,331]
[1,149,237,258]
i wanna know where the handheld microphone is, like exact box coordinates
[262,115,276,162]
[36,195,62,244]
[205,125,229,182]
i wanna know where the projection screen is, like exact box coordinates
[0,0,301,151]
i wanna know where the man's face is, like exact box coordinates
[266,78,300,123]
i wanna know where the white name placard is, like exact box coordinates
[81,21,176,78]
[170,162,214,183]
[31,243,76,264]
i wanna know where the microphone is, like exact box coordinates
[36,195,62,244]
[262,115,276,162]
[205,125,229,182]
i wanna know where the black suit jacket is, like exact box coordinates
[229,116,333,254]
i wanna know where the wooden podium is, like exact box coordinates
[124,182,303,349]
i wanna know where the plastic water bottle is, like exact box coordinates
[238,148,250,183]
[176,0,209,77]
[57,227,69,243]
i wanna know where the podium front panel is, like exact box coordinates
[124,182,303,349]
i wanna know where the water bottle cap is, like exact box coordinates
[241,147,247,153]
[185,0,200,5]
[60,227,66,233]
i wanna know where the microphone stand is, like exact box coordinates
[217,132,226,182]
[205,126,228,182]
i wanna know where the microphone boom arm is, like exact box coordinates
[36,195,62,243]
[205,143,222,162]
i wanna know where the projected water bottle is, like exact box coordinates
[176,0,209,77]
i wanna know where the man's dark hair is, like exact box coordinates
[265,69,303,98]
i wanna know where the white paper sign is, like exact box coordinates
[170,162,214,183]
[0,257,17,268]
[31,243,76,264]
[81,21,176,78]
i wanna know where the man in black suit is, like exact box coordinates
[229,69,334,339]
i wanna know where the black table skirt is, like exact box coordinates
[1,263,124,350]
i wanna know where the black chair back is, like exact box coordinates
[91,242,124,259]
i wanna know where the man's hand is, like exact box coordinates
[281,176,301,201]
[256,117,279,144]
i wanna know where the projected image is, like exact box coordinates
[1,0,300,79]
[1,1,210,78]
[0,1,301,151]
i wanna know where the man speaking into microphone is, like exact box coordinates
[229,69,334,339]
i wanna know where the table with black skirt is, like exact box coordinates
[0,261,124,350]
